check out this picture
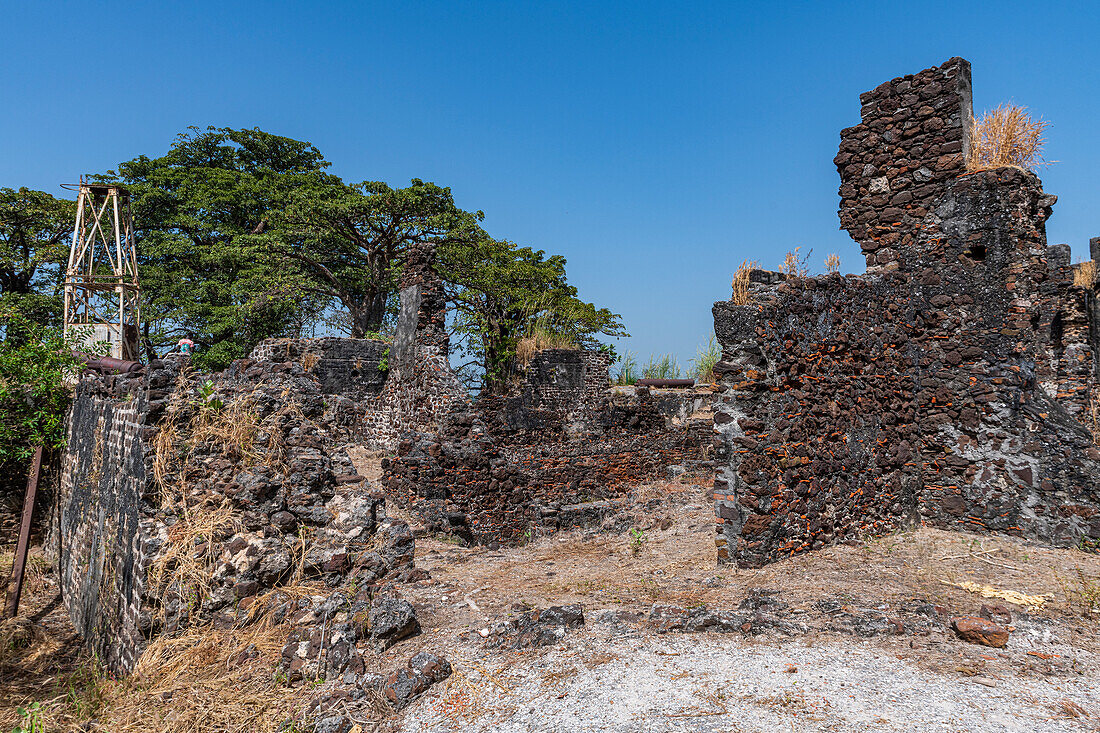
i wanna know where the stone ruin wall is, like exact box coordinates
[47,237,712,671]
[49,354,388,674]
[250,337,390,400]
[712,57,1100,568]
[381,382,715,544]
[45,371,158,672]
[516,348,613,417]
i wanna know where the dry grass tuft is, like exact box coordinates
[824,253,841,274]
[1074,260,1096,289]
[81,622,313,733]
[301,352,320,373]
[148,499,243,628]
[189,400,267,465]
[515,326,578,365]
[967,104,1050,173]
[730,259,758,305]
[0,617,51,666]
[1056,567,1100,618]
[779,247,810,278]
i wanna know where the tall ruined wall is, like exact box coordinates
[713,58,1100,567]
[836,56,972,273]
[359,243,468,451]
[47,367,163,672]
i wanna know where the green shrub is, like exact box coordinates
[613,350,639,385]
[691,335,720,384]
[0,312,89,466]
[641,353,681,380]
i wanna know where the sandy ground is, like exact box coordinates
[2,473,1099,731]
[388,477,1100,732]
[403,633,1098,732]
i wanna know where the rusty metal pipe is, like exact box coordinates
[635,378,696,388]
[72,351,143,374]
[5,446,42,618]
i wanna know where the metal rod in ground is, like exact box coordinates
[5,445,43,619]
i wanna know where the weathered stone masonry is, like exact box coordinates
[712,57,1100,567]
[46,371,157,672]
[49,353,388,674]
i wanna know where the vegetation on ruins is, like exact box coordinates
[442,237,625,394]
[691,336,721,384]
[824,253,841,274]
[641,353,681,380]
[967,104,1049,173]
[778,247,811,278]
[1074,259,1096,289]
[613,351,639,385]
[729,259,757,305]
[0,314,88,467]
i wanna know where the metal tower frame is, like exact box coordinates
[62,179,140,361]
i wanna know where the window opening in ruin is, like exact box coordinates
[964,244,987,262]
[1051,311,1064,350]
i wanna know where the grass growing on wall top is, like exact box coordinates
[967,104,1049,173]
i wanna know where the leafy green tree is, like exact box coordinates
[111,126,330,368]
[0,187,75,335]
[442,238,626,393]
[278,176,485,337]
[0,312,86,469]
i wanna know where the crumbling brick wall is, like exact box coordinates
[713,57,1100,567]
[383,383,714,543]
[50,353,385,674]
[250,337,390,399]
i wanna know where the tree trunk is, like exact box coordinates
[348,289,389,338]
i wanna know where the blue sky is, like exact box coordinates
[3,1,1099,368]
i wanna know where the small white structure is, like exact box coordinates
[62,179,140,361]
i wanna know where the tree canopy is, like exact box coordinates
[0,187,75,333]
[112,126,331,368]
[1,125,624,382]
[442,238,626,393]
[276,176,486,337]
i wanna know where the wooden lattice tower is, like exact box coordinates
[62,179,140,360]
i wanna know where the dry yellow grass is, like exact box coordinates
[515,328,577,365]
[730,259,758,305]
[967,104,1049,173]
[148,499,242,628]
[778,247,809,278]
[824,254,841,274]
[1075,260,1096,288]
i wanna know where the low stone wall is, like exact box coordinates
[515,349,611,416]
[250,337,390,399]
[383,386,714,543]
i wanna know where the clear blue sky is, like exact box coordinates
[3,1,1099,368]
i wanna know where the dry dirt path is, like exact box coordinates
[391,479,1100,732]
[403,633,1098,732]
